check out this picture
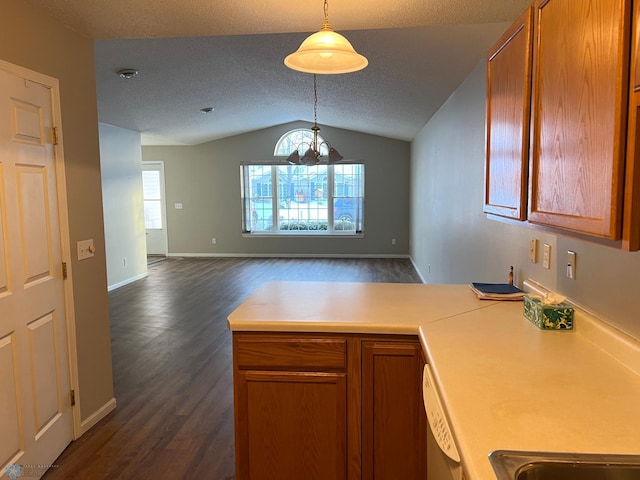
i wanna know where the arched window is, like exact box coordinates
[274,128,329,156]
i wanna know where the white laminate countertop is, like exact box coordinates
[227,281,499,334]
[227,281,640,480]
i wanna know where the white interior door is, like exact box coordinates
[142,162,168,256]
[0,67,73,477]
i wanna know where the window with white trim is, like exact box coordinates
[142,170,163,229]
[241,163,364,234]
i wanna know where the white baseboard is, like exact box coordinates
[107,272,148,291]
[167,252,411,259]
[79,397,117,436]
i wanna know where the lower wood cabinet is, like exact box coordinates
[232,332,426,480]
[233,333,349,480]
[361,341,427,480]
[235,370,348,479]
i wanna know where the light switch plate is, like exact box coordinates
[543,244,551,269]
[77,239,95,260]
[567,250,576,279]
[529,239,538,263]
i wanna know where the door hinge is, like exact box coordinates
[52,126,58,145]
[70,389,76,407]
[62,262,68,279]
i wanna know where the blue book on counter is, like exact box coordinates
[470,282,525,300]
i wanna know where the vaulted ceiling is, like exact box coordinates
[24,0,531,145]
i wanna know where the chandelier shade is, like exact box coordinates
[284,0,368,75]
[285,28,368,74]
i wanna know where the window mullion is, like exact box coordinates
[240,165,250,233]
[328,165,335,231]
[272,166,279,231]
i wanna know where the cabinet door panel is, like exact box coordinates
[485,7,533,220]
[361,341,425,480]
[528,0,630,238]
[235,370,347,480]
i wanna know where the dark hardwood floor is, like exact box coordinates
[43,257,421,479]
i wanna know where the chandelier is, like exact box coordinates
[284,0,368,75]
[287,74,344,166]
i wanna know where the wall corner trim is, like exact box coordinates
[79,397,117,437]
[409,256,427,284]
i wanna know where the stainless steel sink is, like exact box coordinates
[489,450,640,480]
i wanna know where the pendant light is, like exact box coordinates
[287,74,344,165]
[284,0,368,75]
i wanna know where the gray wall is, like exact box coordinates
[99,123,148,289]
[0,0,114,421]
[411,61,640,341]
[143,121,411,256]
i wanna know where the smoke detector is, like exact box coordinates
[116,68,139,79]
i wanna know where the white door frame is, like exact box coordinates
[142,161,169,256]
[0,59,81,438]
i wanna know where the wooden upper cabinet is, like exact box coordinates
[635,0,640,93]
[485,7,534,220]
[622,0,640,250]
[528,0,631,238]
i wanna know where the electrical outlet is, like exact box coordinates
[212,238,217,244]
[543,244,551,269]
[391,238,396,245]
[529,239,538,263]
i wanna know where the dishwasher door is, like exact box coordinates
[423,364,464,480]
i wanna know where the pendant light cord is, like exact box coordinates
[321,0,331,30]
[312,74,320,155]
[313,74,318,128]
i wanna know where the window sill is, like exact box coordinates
[243,232,364,239]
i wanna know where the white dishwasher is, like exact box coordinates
[423,364,464,480]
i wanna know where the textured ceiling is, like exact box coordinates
[24,0,531,145]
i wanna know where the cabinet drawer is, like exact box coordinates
[233,333,347,371]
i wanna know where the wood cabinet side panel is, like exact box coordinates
[418,347,428,480]
[635,0,640,92]
[622,0,640,250]
[347,337,362,480]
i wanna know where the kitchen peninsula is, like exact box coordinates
[227,282,640,480]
